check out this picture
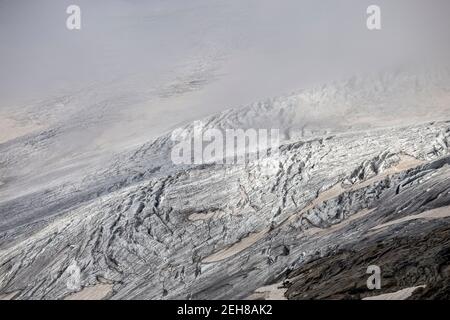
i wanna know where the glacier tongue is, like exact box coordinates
[1,118,449,299]
[1,68,450,299]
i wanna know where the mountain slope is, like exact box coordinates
[1,69,450,299]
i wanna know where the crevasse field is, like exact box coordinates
[1,0,450,300]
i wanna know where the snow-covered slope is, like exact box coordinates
[1,68,450,299]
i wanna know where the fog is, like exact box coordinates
[0,0,449,156]
[1,0,449,107]
[1,0,450,218]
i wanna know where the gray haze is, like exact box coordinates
[0,0,450,157]
[2,0,450,301]
[1,0,450,108]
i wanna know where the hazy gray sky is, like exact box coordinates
[1,0,449,190]
[1,0,449,107]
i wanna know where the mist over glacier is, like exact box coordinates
[2,0,450,113]
[1,0,450,301]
